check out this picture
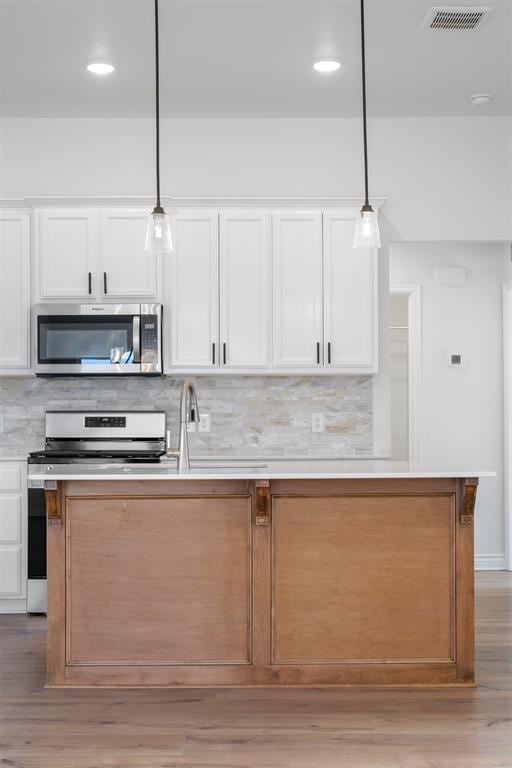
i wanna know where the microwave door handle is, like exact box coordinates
[132,315,141,364]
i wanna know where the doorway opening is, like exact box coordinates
[389,285,422,462]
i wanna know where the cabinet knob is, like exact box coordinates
[212,342,216,365]
[327,342,332,365]
[223,342,227,365]
[103,272,108,294]
[88,272,92,295]
[316,342,320,365]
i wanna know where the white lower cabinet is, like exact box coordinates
[0,212,30,369]
[0,462,27,613]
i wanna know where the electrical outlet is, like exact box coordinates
[311,413,324,433]
[199,414,211,432]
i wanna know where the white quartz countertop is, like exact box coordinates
[27,459,496,482]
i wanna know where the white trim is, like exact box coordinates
[475,555,506,571]
[503,281,512,571]
[2,196,388,211]
[390,285,423,462]
[0,598,26,614]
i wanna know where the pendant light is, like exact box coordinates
[353,0,381,249]
[144,0,173,254]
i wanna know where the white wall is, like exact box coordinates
[390,242,508,566]
[1,116,511,241]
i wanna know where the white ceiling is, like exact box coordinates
[0,0,510,118]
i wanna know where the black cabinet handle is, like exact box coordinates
[223,342,227,365]
[212,342,216,365]
[103,272,107,294]
[88,272,92,295]
[316,342,320,364]
[327,342,332,364]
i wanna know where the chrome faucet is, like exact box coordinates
[166,379,200,472]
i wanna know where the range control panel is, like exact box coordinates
[84,416,127,429]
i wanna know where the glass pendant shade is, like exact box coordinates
[353,206,381,249]
[144,207,173,254]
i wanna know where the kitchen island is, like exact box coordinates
[30,461,494,688]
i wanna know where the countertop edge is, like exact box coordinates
[27,470,496,481]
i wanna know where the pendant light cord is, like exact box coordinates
[359,0,370,208]
[154,0,161,209]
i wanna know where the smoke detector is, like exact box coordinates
[422,6,493,30]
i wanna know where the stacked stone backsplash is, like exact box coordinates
[0,375,373,458]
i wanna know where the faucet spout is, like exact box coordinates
[176,379,200,473]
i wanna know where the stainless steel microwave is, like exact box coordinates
[32,304,163,376]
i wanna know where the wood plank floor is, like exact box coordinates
[0,572,511,768]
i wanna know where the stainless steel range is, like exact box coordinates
[29,410,167,464]
[27,410,167,612]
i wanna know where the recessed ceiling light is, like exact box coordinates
[85,60,116,75]
[470,93,493,106]
[313,59,342,73]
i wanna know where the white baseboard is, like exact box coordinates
[475,555,507,571]
[0,598,27,614]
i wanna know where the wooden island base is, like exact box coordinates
[46,477,477,688]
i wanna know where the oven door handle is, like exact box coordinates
[132,315,141,364]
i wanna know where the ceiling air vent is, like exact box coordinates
[422,6,493,30]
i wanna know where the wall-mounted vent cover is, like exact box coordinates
[422,6,493,30]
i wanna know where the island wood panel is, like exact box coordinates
[271,494,455,664]
[65,495,252,665]
[46,477,476,687]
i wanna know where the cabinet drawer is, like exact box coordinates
[0,466,21,492]
[0,547,21,596]
[0,496,21,543]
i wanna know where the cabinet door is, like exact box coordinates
[272,213,323,368]
[323,212,378,371]
[220,213,270,369]
[272,493,454,664]
[167,213,219,369]
[0,213,30,368]
[65,494,252,665]
[0,463,26,603]
[99,210,158,298]
[37,209,97,299]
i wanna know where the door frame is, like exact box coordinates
[503,282,512,570]
[389,285,422,462]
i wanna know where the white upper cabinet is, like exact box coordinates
[272,213,324,368]
[323,212,378,371]
[36,208,159,302]
[99,210,158,298]
[37,209,97,299]
[30,205,379,376]
[167,213,219,369]
[219,213,270,369]
[0,213,30,369]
